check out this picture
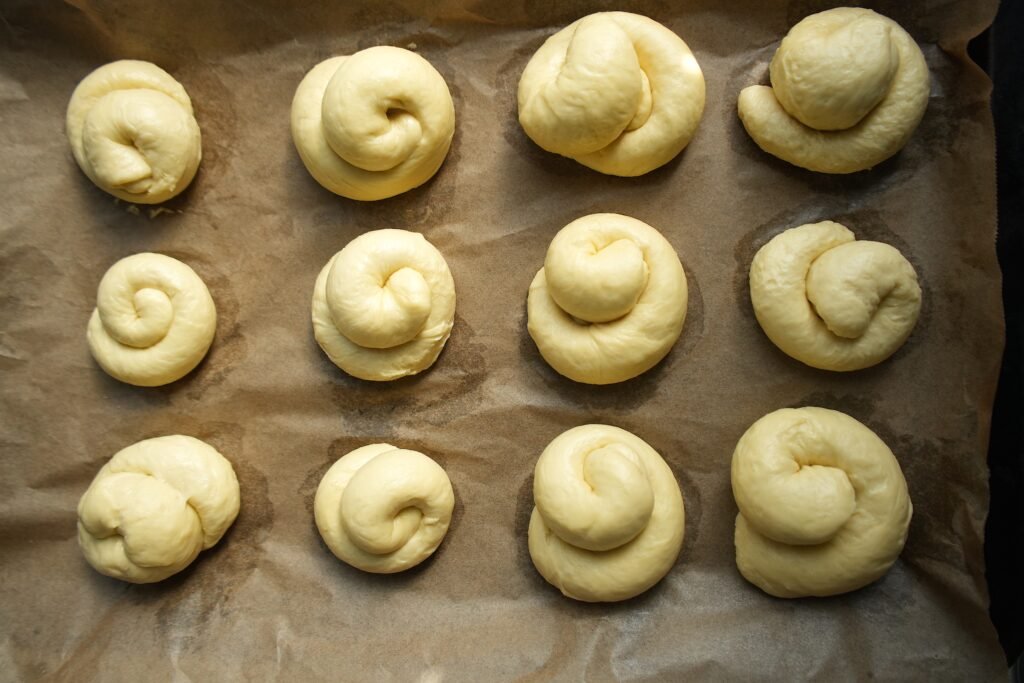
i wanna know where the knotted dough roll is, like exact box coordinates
[529,424,685,602]
[749,220,921,371]
[732,407,912,597]
[87,253,217,387]
[291,46,455,201]
[77,435,240,583]
[315,444,455,573]
[518,12,705,176]
[737,8,929,174]
[66,60,202,203]
[527,214,687,384]
[312,229,456,381]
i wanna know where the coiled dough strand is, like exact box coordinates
[518,12,705,176]
[312,229,456,381]
[529,424,685,602]
[77,435,240,584]
[87,253,217,387]
[732,408,912,597]
[749,220,921,371]
[737,8,929,173]
[291,47,455,201]
[527,214,687,384]
[66,60,202,203]
[314,444,455,573]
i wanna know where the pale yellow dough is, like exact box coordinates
[527,213,687,384]
[77,435,240,584]
[66,60,202,203]
[291,46,455,201]
[314,444,455,573]
[528,424,685,602]
[737,8,930,173]
[87,253,217,387]
[518,11,705,176]
[732,407,912,598]
[312,229,456,381]
[749,220,921,371]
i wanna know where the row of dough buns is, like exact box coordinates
[80,412,912,603]
[84,216,922,387]
[66,9,929,203]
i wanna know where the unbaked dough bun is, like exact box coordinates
[77,435,240,583]
[312,229,455,381]
[737,8,929,173]
[291,46,455,201]
[528,424,685,602]
[66,60,202,203]
[315,444,455,573]
[527,214,687,384]
[732,407,912,598]
[749,220,921,371]
[87,253,217,387]
[518,12,705,176]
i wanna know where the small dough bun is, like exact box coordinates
[518,12,705,177]
[87,253,217,387]
[749,220,921,371]
[77,435,240,584]
[66,60,202,203]
[291,46,455,201]
[527,213,687,384]
[732,407,912,598]
[528,424,685,602]
[737,8,930,173]
[314,444,455,573]
[312,229,456,381]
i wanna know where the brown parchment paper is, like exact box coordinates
[0,0,1006,679]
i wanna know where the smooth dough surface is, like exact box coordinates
[749,220,921,371]
[732,407,912,598]
[527,213,687,384]
[528,424,685,602]
[291,46,455,201]
[518,11,705,176]
[737,8,929,173]
[312,229,455,381]
[314,443,455,573]
[87,252,217,386]
[77,435,240,583]
[66,60,202,203]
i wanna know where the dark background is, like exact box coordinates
[974,0,1024,672]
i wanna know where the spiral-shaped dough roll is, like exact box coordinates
[528,425,685,602]
[527,214,687,384]
[749,221,921,371]
[77,435,240,584]
[291,46,455,201]
[66,60,202,203]
[518,12,705,177]
[312,229,455,381]
[314,444,455,573]
[737,8,929,174]
[87,253,217,387]
[732,407,912,597]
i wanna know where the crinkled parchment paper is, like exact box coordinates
[0,0,1005,679]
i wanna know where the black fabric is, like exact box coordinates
[977,0,1024,667]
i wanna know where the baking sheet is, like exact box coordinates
[0,0,1005,679]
